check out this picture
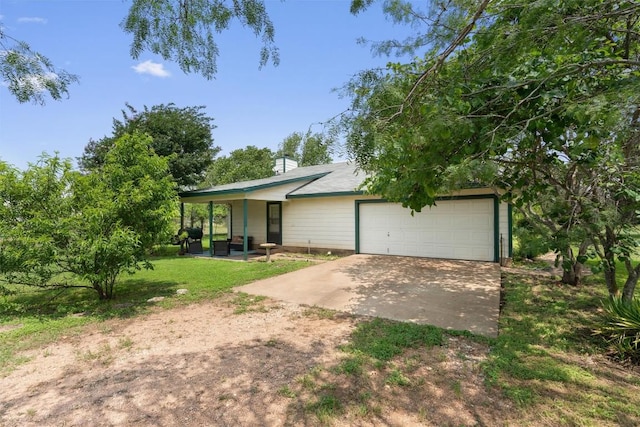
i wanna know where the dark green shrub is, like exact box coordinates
[599,296,640,363]
[513,217,551,260]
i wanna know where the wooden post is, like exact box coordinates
[208,201,213,257]
[180,202,185,230]
[243,199,248,261]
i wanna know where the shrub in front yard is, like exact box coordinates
[599,296,640,363]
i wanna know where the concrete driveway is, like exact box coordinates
[236,254,501,337]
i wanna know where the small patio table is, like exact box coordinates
[260,243,276,262]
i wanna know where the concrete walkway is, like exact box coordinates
[236,254,501,337]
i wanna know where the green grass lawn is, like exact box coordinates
[0,251,312,373]
[484,269,640,425]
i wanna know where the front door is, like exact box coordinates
[267,202,282,244]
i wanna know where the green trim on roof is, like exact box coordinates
[287,190,365,199]
[179,172,331,199]
[286,178,323,197]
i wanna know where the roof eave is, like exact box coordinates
[179,172,332,200]
[287,190,365,199]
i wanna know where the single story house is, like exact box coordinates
[178,158,512,263]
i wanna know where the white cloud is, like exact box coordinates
[17,17,48,24]
[132,60,171,78]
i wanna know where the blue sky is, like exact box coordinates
[0,0,413,169]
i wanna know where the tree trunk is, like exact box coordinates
[562,263,582,286]
[621,262,640,303]
[603,262,619,298]
[93,283,107,300]
[601,226,620,297]
[560,243,588,286]
[106,274,117,299]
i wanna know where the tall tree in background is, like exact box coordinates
[194,145,275,235]
[203,145,274,187]
[345,0,640,299]
[79,103,219,188]
[1,0,277,104]
[276,131,334,166]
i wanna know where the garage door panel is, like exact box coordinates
[359,200,495,262]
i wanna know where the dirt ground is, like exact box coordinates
[1,293,513,426]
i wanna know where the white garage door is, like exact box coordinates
[359,200,495,262]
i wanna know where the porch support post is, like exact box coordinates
[243,199,248,261]
[208,201,214,257]
[180,202,185,230]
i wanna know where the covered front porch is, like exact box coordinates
[178,196,281,261]
[178,162,334,260]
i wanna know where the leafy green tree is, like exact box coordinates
[0,29,79,104]
[276,131,334,166]
[0,156,77,297]
[195,145,274,238]
[203,145,274,186]
[182,203,228,236]
[79,103,220,188]
[344,0,640,299]
[2,1,277,104]
[185,204,208,229]
[0,133,177,300]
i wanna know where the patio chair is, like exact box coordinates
[213,240,230,256]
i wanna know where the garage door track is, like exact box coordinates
[236,254,501,337]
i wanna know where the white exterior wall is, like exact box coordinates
[230,200,267,243]
[282,196,361,250]
[227,191,512,259]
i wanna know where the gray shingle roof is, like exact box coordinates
[179,162,367,199]
[287,162,366,197]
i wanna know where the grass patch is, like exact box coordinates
[76,343,114,366]
[306,393,344,422]
[301,306,338,320]
[385,367,411,387]
[286,318,449,423]
[512,257,555,270]
[0,255,311,374]
[278,385,297,398]
[335,355,365,376]
[118,336,134,350]
[298,373,317,391]
[344,317,443,362]
[230,292,268,314]
[484,270,640,424]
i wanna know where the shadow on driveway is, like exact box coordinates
[236,254,501,337]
